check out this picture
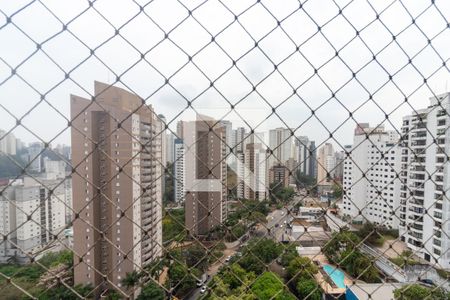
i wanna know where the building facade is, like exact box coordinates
[184,115,227,236]
[243,143,267,201]
[268,128,295,168]
[173,138,185,203]
[398,93,450,269]
[71,81,163,294]
[317,143,336,185]
[0,177,67,264]
[0,130,17,155]
[342,124,401,229]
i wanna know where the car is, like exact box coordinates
[280,224,283,228]
[200,286,207,294]
[196,280,203,287]
[225,256,231,262]
[275,223,279,228]
[281,211,284,215]
[419,279,435,286]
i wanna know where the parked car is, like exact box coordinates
[200,286,207,294]
[225,256,231,263]
[197,274,207,287]
[419,279,435,286]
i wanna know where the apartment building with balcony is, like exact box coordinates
[342,124,401,229]
[70,81,163,295]
[0,177,67,264]
[398,93,450,269]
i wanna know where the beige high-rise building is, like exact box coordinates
[70,81,163,296]
[184,115,227,236]
[317,143,336,185]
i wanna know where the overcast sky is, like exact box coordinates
[0,0,449,151]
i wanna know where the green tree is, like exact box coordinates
[122,271,141,290]
[251,272,295,300]
[248,211,268,224]
[184,244,208,271]
[286,257,318,280]
[332,183,342,199]
[228,223,246,241]
[168,262,197,296]
[294,171,317,188]
[356,222,384,247]
[137,281,165,300]
[323,230,380,283]
[162,209,185,242]
[280,244,299,267]
[238,252,265,274]
[248,238,283,264]
[394,284,449,300]
[296,279,321,300]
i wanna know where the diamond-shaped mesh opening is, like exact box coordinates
[0,0,449,299]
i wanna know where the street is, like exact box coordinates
[184,247,237,300]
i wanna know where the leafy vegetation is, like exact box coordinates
[323,230,381,283]
[251,272,296,300]
[0,250,95,300]
[162,208,185,242]
[237,238,283,274]
[286,257,318,281]
[223,199,270,242]
[389,250,420,267]
[269,183,295,204]
[294,171,316,188]
[136,281,165,300]
[296,279,322,300]
[332,183,342,199]
[394,284,449,300]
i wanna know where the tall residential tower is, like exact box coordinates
[71,82,163,295]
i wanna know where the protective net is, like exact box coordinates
[0,0,449,299]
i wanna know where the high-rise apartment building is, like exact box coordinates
[269,164,290,188]
[342,124,401,229]
[398,93,450,268]
[233,127,247,199]
[174,138,185,203]
[268,128,295,168]
[70,81,163,295]
[26,142,44,173]
[0,130,17,155]
[244,143,267,201]
[0,177,67,264]
[166,133,175,164]
[317,143,336,185]
[184,115,227,236]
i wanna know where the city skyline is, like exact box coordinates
[1,1,449,148]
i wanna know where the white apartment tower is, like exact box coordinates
[342,124,401,229]
[174,138,185,203]
[398,93,450,269]
[166,132,175,164]
[268,128,295,168]
[244,143,267,201]
[0,177,67,264]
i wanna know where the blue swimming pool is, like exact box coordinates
[323,264,346,288]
